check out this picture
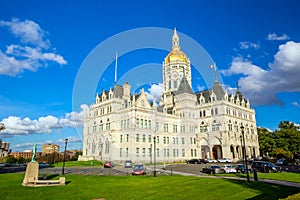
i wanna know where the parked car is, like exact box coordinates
[104,161,114,168]
[251,161,281,173]
[38,163,49,168]
[236,164,252,173]
[124,160,133,168]
[205,158,218,163]
[276,159,287,165]
[132,164,146,175]
[217,158,232,163]
[202,165,224,174]
[186,159,206,164]
[221,165,237,173]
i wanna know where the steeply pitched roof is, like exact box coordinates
[212,82,225,100]
[174,76,194,95]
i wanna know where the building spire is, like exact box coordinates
[236,81,240,92]
[236,81,243,98]
[172,28,180,50]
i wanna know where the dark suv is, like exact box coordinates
[251,161,281,173]
[186,159,206,164]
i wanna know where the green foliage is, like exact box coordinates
[0,156,30,164]
[70,151,83,161]
[4,156,17,163]
[258,121,300,159]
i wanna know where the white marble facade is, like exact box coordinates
[81,29,259,163]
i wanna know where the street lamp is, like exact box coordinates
[153,136,156,177]
[62,138,68,175]
[240,125,250,182]
[53,145,56,164]
[150,143,152,164]
[240,135,245,166]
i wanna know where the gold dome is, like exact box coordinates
[165,28,190,64]
[165,49,189,64]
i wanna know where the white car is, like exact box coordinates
[222,165,237,173]
[206,158,218,163]
[217,158,232,163]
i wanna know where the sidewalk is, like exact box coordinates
[160,169,300,189]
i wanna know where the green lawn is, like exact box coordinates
[214,172,300,183]
[53,160,102,167]
[0,173,299,200]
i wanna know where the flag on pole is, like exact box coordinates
[208,63,216,70]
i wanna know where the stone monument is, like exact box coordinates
[22,144,39,186]
[22,144,66,187]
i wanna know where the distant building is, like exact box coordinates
[0,139,10,157]
[11,151,42,159]
[81,29,259,163]
[42,144,60,155]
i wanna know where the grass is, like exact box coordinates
[53,160,102,167]
[0,173,299,200]
[214,172,300,183]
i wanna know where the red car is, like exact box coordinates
[132,164,146,175]
[104,161,113,168]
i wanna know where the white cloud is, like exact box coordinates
[0,104,89,137]
[267,33,290,41]
[0,18,67,76]
[223,84,237,95]
[13,142,36,149]
[57,136,82,143]
[0,18,49,48]
[196,85,206,91]
[239,41,260,49]
[145,83,164,101]
[222,41,300,105]
[291,102,300,108]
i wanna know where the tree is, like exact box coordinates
[4,156,17,163]
[257,127,276,156]
[273,121,300,159]
[257,121,300,160]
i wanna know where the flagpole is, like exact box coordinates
[114,52,118,83]
[213,63,218,83]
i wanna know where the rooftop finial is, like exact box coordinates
[172,28,180,50]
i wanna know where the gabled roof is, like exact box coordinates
[212,82,225,100]
[174,76,194,95]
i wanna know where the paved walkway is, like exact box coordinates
[160,169,300,189]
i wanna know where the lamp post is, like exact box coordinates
[240,135,245,166]
[150,143,152,164]
[240,125,250,182]
[62,138,68,175]
[53,145,56,164]
[153,136,156,177]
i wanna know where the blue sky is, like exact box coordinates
[0,0,299,152]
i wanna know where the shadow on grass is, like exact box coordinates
[222,178,299,200]
[66,181,72,185]
[47,174,60,180]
